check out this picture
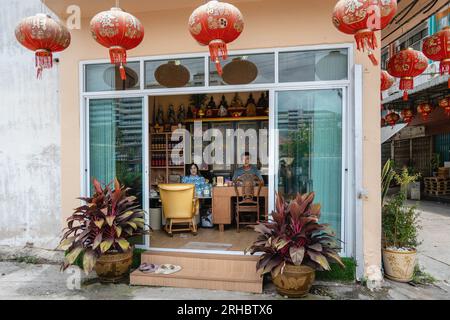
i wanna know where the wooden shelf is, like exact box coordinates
[150,132,186,184]
[184,116,268,123]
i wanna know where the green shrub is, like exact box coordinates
[382,193,421,249]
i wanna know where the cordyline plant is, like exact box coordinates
[58,178,148,274]
[246,192,344,278]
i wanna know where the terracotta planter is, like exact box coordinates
[382,248,417,283]
[271,265,315,298]
[94,249,133,283]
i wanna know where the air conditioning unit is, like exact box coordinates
[393,126,426,140]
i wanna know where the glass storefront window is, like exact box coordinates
[275,89,343,237]
[89,98,145,245]
[85,62,140,92]
[209,53,275,86]
[145,58,205,88]
[89,98,143,202]
[279,49,348,83]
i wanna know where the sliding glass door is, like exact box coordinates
[87,97,146,243]
[274,89,344,238]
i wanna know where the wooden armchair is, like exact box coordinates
[159,184,199,237]
[233,173,264,233]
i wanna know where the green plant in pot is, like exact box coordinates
[395,167,421,199]
[246,192,344,298]
[381,162,421,282]
[382,193,421,282]
[58,178,148,283]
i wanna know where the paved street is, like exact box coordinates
[0,261,449,300]
[407,199,450,284]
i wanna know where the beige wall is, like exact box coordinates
[56,0,381,278]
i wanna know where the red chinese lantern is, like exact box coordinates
[401,108,414,125]
[90,7,144,80]
[332,0,397,65]
[385,112,400,127]
[387,48,428,101]
[380,70,395,109]
[417,103,433,121]
[439,97,450,117]
[423,27,450,88]
[189,0,244,76]
[15,13,71,78]
[381,70,395,92]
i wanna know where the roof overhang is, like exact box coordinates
[382,0,449,46]
[43,0,260,18]
[383,76,448,105]
[382,124,408,144]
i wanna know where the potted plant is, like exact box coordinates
[430,153,441,177]
[246,192,344,298]
[381,161,421,282]
[58,178,148,283]
[395,167,421,199]
[382,193,421,282]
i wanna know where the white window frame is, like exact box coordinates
[79,43,358,258]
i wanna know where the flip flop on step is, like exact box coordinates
[155,264,182,275]
[139,263,159,273]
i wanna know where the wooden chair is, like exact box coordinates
[233,173,264,233]
[159,184,199,237]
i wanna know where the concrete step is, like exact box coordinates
[130,250,263,293]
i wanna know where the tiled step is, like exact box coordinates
[130,250,263,293]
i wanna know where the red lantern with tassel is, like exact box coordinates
[439,97,450,117]
[381,70,395,108]
[387,48,428,101]
[90,7,144,80]
[332,0,397,65]
[401,108,414,125]
[188,0,244,76]
[15,13,71,78]
[385,112,400,127]
[381,70,395,92]
[423,27,450,88]
[417,103,433,121]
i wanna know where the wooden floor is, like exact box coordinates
[150,226,259,252]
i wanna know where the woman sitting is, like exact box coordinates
[182,163,206,195]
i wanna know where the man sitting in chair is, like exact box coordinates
[233,152,263,182]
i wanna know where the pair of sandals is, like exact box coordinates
[139,263,182,275]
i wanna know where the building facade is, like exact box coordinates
[381,1,450,203]
[5,0,385,283]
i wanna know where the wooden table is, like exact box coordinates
[212,186,268,232]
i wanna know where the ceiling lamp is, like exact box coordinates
[189,0,244,75]
[387,48,428,101]
[422,27,450,88]
[15,13,71,78]
[332,0,397,65]
[90,7,144,80]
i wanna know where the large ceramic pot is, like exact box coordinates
[271,265,315,298]
[382,248,417,282]
[94,249,133,283]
